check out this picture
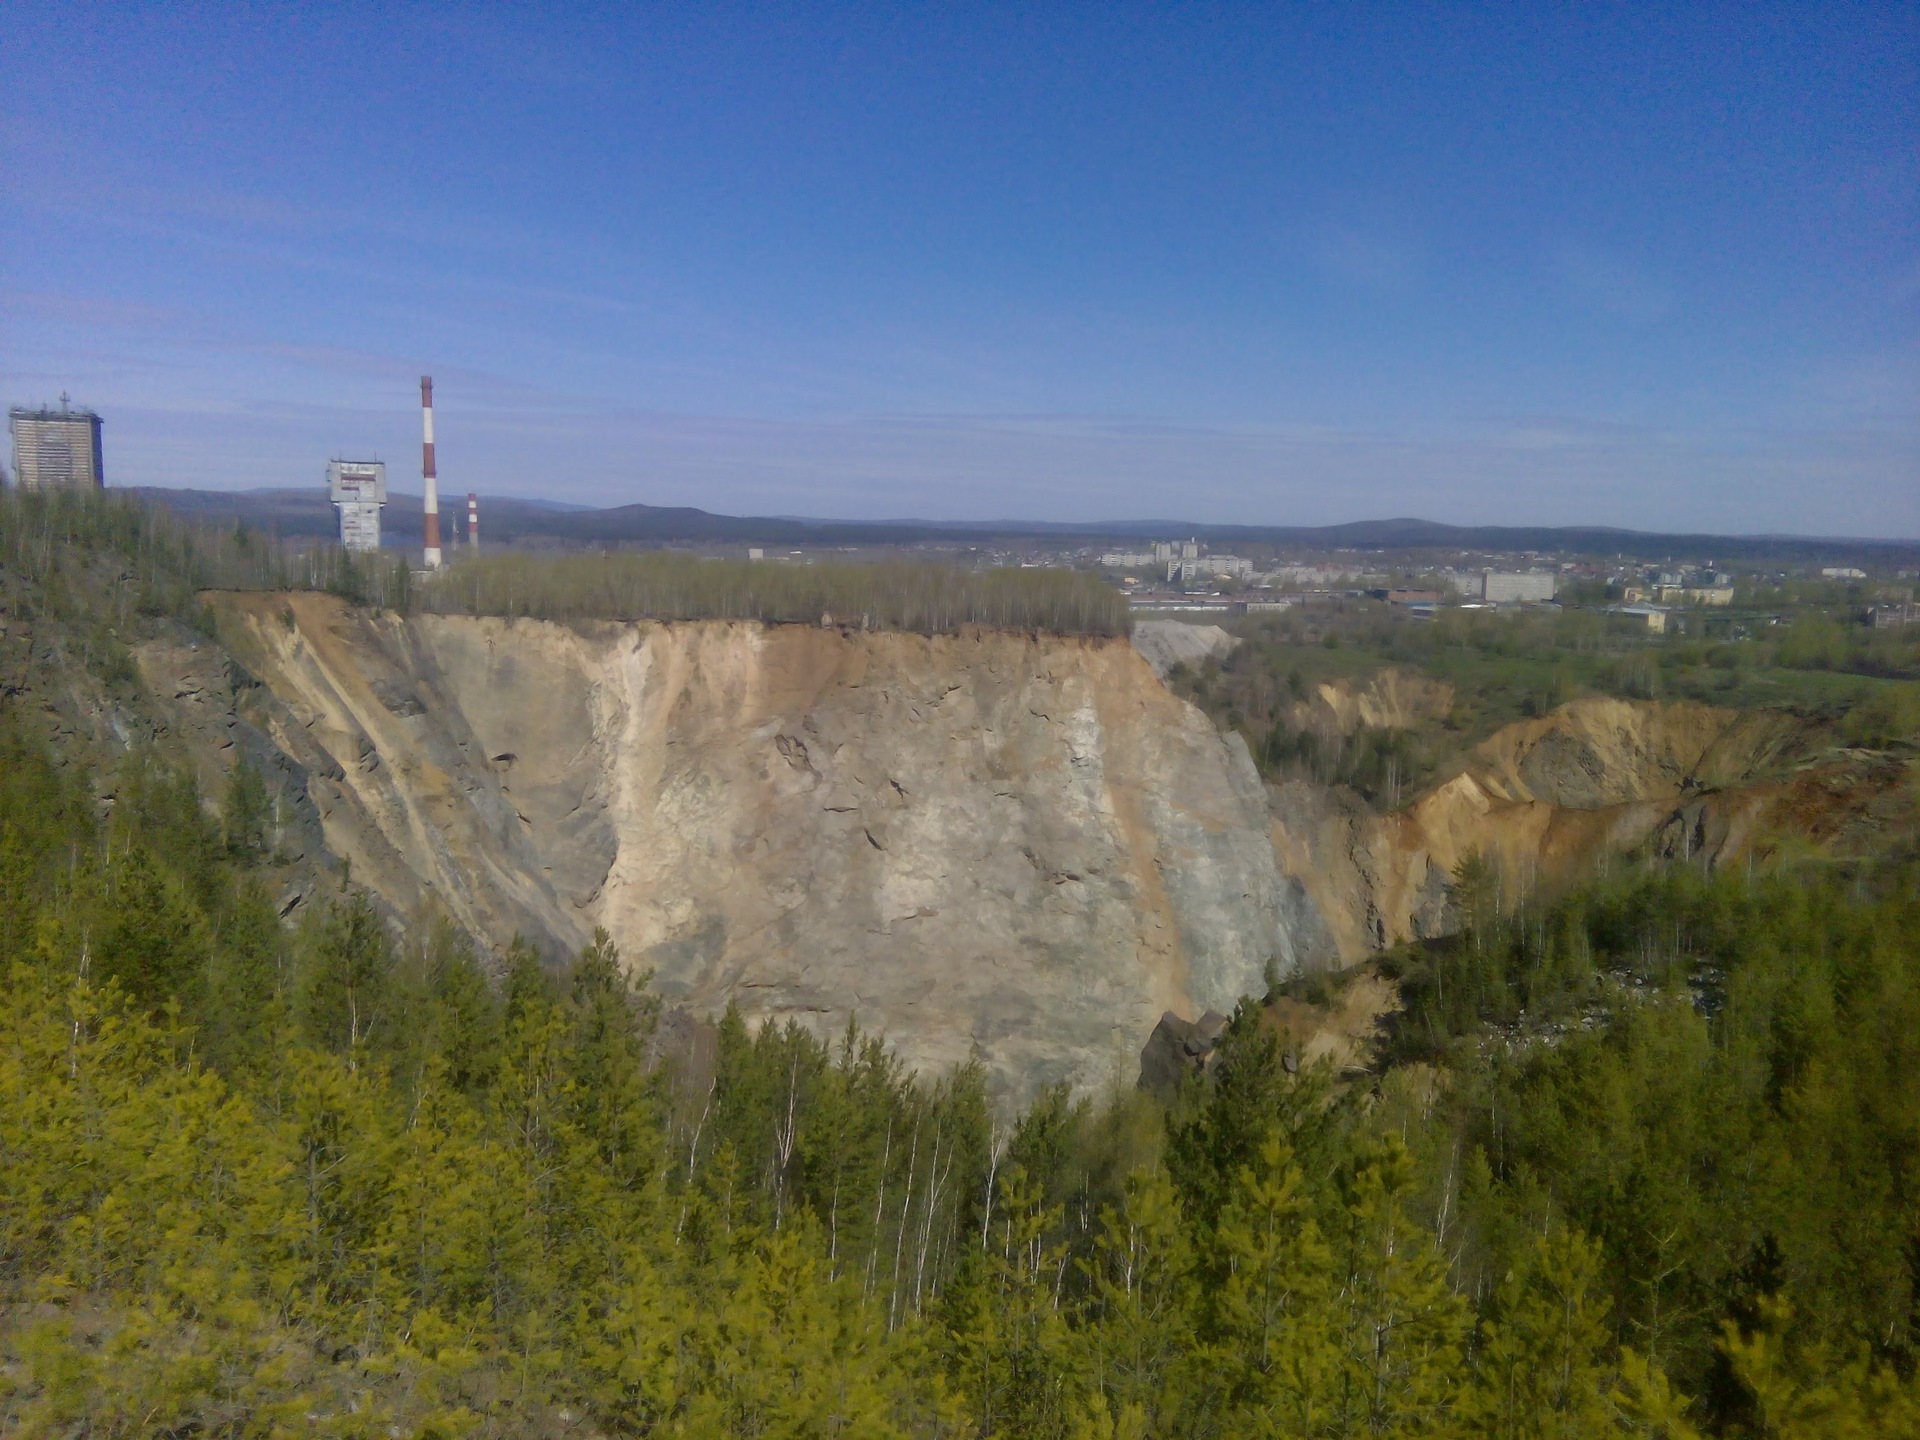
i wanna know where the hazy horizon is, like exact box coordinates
[5,5,1915,536]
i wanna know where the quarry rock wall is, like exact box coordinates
[185,597,1907,1096]
[209,593,1304,1103]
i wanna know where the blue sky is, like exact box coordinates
[4,3,1915,534]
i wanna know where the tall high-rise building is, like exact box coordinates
[328,460,388,552]
[9,396,104,490]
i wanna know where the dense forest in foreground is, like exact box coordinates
[1,489,1916,1435]
[3,707,1918,1434]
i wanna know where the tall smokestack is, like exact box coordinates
[467,492,478,551]
[420,375,442,568]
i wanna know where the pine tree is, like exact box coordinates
[297,893,393,1058]
[943,1164,1098,1438]
[200,877,287,1068]
[1080,1166,1197,1431]
[1330,1134,1469,1436]
[417,917,501,1095]
[567,928,662,1193]
[93,845,207,1009]
[1205,1132,1342,1437]
[220,754,271,860]
[1472,1229,1619,1439]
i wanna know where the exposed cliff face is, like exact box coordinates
[1269,695,1915,960]
[1131,621,1239,680]
[156,596,1911,1093]
[208,593,1302,1103]
[1290,668,1454,736]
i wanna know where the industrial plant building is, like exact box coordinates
[328,460,388,552]
[9,398,104,490]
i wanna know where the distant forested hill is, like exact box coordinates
[131,486,1920,564]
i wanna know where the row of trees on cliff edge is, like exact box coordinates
[2,693,1917,1436]
[413,549,1131,637]
[3,486,1128,637]
[0,485,414,616]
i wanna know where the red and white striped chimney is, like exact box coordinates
[467,492,478,551]
[420,375,442,568]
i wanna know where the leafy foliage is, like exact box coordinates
[0,484,411,625]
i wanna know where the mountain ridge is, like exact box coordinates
[130,486,1920,560]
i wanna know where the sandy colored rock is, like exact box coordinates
[1265,693,1914,963]
[1131,620,1239,679]
[196,594,1911,1092]
[210,593,1308,1104]
[1291,668,1454,735]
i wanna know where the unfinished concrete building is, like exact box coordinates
[328,460,388,552]
[9,398,104,490]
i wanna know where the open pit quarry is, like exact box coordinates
[191,594,1317,1102]
[122,598,1910,1103]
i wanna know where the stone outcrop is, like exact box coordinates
[1137,1009,1231,1097]
[1131,620,1239,679]
[207,593,1306,1104]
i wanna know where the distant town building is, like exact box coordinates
[327,460,387,553]
[1608,603,1669,634]
[1655,584,1734,607]
[9,397,104,490]
[1273,564,1371,587]
[1821,567,1867,580]
[1100,551,1157,568]
[1477,570,1558,604]
[1869,603,1918,630]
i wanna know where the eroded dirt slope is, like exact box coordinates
[1271,694,1915,959]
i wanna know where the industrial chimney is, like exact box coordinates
[467,492,479,551]
[420,376,442,568]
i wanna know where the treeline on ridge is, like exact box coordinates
[3,487,1130,638]
[0,485,414,618]
[414,549,1131,637]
